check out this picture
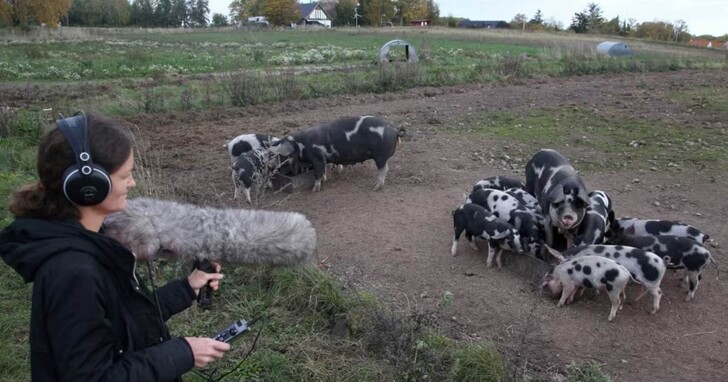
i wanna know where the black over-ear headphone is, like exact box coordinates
[56,112,112,206]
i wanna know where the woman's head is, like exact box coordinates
[8,113,134,220]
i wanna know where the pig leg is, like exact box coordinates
[467,233,478,251]
[685,271,700,302]
[633,285,648,301]
[231,169,239,199]
[373,161,389,191]
[649,287,662,314]
[451,226,465,257]
[311,160,326,192]
[495,247,504,269]
[244,187,252,204]
[557,283,576,307]
[607,290,622,322]
[486,244,497,268]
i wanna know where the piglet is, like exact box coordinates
[224,133,279,162]
[452,203,522,268]
[547,244,666,314]
[541,255,631,321]
[608,225,716,301]
[615,218,709,244]
[472,175,525,193]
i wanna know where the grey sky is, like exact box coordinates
[207,0,726,36]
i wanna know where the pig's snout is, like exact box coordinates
[561,215,576,228]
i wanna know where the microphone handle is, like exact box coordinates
[193,259,216,310]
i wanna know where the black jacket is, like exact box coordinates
[0,218,196,382]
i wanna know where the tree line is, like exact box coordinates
[1,1,725,42]
[511,3,726,42]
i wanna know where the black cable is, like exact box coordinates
[145,260,171,340]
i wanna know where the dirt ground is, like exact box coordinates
[131,70,728,381]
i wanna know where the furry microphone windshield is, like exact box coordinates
[103,197,317,265]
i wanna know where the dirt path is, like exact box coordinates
[133,70,728,381]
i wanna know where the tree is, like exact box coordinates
[361,0,394,26]
[569,11,588,33]
[528,9,543,26]
[585,3,604,33]
[543,17,562,31]
[510,13,527,30]
[211,12,228,26]
[263,0,299,26]
[333,0,357,26]
[188,0,209,27]
[68,0,131,26]
[673,19,688,42]
[170,0,188,27]
[1,0,72,27]
[155,0,173,26]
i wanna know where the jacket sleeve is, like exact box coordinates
[155,278,197,321]
[41,257,194,382]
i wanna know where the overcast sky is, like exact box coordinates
[207,0,727,37]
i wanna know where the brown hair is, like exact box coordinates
[8,113,133,220]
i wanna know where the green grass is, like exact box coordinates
[447,106,728,174]
[566,361,613,382]
[667,86,728,112]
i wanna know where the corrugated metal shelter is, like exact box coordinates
[378,40,419,64]
[596,41,633,57]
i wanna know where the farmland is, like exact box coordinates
[2,27,728,381]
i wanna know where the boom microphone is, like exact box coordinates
[103,197,317,265]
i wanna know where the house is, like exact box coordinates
[410,19,431,27]
[298,2,332,28]
[247,16,269,26]
[457,20,510,29]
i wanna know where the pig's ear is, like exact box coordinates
[513,216,522,230]
[577,188,591,207]
[545,245,566,263]
[625,225,636,235]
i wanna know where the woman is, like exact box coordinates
[0,112,229,381]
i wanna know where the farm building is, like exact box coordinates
[688,39,727,49]
[457,20,509,29]
[298,2,332,28]
[410,19,431,27]
[596,41,633,57]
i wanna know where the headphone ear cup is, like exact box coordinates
[62,164,112,206]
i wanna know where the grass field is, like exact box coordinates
[4,25,727,381]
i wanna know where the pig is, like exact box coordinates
[224,133,279,162]
[614,218,709,244]
[525,149,590,249]
[472,176,525,193]
[541,255,632,321]
[608,225,716,302]
[466,188,543,256]
[231,150,272,203]
[573,190,615,246]
[451,203,522,269]
[271,116,405,192]
[505,187,542,215]
[547,244,666,314]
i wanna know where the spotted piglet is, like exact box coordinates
[472,175,526,193]
[452,203,522,269]
[224,133,279,162]
[541,255,632,321]
[547,244,666,314]
[615,218,709,244]
[608,226,716,302]
[466,188,543,257]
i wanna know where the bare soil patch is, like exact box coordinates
[132,70,728,381]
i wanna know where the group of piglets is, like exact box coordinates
[224,116,406,203]
[452,149,717,321]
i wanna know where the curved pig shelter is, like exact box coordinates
[378,39,419,64]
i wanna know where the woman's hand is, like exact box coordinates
[184,337,230,368]
[188,262,224,297]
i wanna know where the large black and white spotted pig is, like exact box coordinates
[466,188,543,256]
[614,218,709,244]
[472,176,526,193]
[608,226,716,302]
[525,149,590,250]
[272,116,405,192]
[452,203,522,268]
[548,244,666,314]
[573,190,615,246]
[541,255,632,321]
[224,133,279,162]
